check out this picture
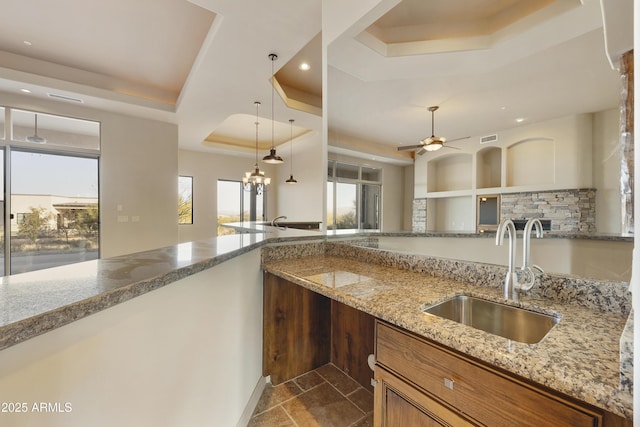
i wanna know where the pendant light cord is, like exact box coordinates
[271,55,275,151]
[254,101,260,166]
[289,119,294,175]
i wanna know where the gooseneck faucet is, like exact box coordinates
[495,218,518,300]
[271,215,287,229]
[520,218,544,291]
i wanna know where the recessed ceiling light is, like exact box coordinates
[23,40,32,46]
[515,117,525,123]
[298,62,310,71]
[20,88,31,93]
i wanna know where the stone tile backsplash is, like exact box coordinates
[262,239,630,316]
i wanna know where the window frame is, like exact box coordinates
[327,160,382,231]
[178,175,194,225]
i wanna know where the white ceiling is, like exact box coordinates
[0,0,631,165]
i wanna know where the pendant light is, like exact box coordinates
[262,53,284,164]
[285,119,297,184]
[243,101,270,194]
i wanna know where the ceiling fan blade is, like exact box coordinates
[397,144,425,151]
[443,145,461,150]
[446,136,471,143]
[416,148,427,156]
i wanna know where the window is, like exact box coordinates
[178,176,193,224]
[217,180,265,235]
[0,107,100,275]
[327,161,382,230]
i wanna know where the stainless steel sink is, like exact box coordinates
[423,295,560,344]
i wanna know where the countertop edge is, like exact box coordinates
[0,231,324,352]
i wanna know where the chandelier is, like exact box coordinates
[242,101,271,194]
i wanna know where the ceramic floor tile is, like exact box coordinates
[346,388,374,414]
[295,370,326,391]
[281,382,365,427]
[252,380,303,415]
[351,413,374,427]
[248,406,296,427]
[316,364,361,395]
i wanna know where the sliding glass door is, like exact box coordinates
[0,107,101,275]
[10,150,99,274]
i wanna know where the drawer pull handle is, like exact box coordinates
[444,378,455,390]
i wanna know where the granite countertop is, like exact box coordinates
[0,220,632,419]
[0,228,322,351]
[262,249,632,419]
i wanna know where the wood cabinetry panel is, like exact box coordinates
[375,365,479,427]
[263,272,330,384]
[331,301,375,392]
[376,321,602,427]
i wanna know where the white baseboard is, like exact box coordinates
[236,376,268,427]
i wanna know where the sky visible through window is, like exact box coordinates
[11,151,98,197]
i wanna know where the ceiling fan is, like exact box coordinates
[26,114,47,144]
[397,106,469,155]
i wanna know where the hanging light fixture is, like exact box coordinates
[286,119,297,184]
[25,113,47,144]
[262,53,284,164]
[243,101,271,194]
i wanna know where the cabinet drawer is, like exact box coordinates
[376,321,602,427]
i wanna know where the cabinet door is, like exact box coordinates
[375,366,479,427]
[376,321,602,426]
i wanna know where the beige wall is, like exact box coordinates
[0,249,264,427]
[403,164,414,231]
[274,131,324,223]
[0,90,179,258]
[377,236,632,282]
[593,108,622,234]
[100,114,178,257]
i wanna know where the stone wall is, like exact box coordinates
[412,188,596,233]
[500,188,596,233]
[412,199,427,232]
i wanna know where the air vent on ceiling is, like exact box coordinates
[47,93,84,103]
[480,134,498,144]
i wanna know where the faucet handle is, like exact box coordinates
[517,266,537,292]
[531,264,544,274]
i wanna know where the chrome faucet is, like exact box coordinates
[495,218,518,300]
[271,215,287,228]
[519,218,544,292]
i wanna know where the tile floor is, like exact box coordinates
[248,363,374,427]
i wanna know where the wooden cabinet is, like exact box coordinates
[376,365,479,427]
[375,321,608,427]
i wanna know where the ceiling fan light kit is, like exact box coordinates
[397,105,469,155]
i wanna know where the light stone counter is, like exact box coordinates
[261,241,633,420]
[0,228,322,351]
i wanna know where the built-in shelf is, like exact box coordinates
[427,153,472,193]
[476,146,501,189]
[506,137,555,187]
[416,113,602,233]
